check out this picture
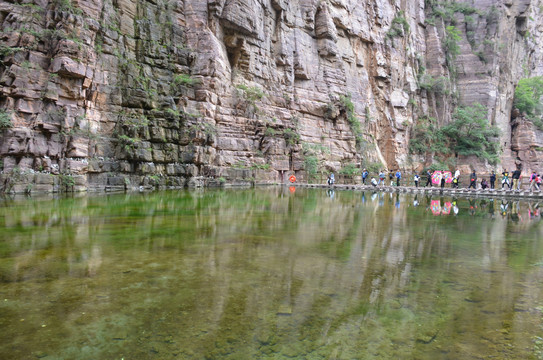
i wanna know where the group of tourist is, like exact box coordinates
[360,169,403,187]
[326,168,543,192]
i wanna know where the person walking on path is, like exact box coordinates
[502,170,511,189]
[395,170,402,187]
[378,170,385,186]
[440,170,446,189]
[414,174,420,187]
[434,170,442,188]
[454,169,460,181]
[327,173,335,186]
[362,169,368,185]
[512,168,522,190]
[490,171,496,189]
[389,171,394,186]
[468,170,477,189]
[529,171,540,191]
[425,169,433,187]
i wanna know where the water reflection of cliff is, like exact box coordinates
[0,189,542,359]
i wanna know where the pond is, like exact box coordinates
[0,187,543,359]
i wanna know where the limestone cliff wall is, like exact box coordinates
[0,0,541,192]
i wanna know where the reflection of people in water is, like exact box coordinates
[413,195,419,207]
[371,192,378,202]
[327,188,335,199]
[425,195,432,212]
[533,202,541,220]
[469,199,477,216]
[395,193,400,209]
[500,200,509,217]
[488,199,495,218]
[452,199,459,215]
[511,201,520,222]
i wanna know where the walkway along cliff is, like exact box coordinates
[0,0,543,193]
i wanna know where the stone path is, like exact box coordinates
[292,183,543,199]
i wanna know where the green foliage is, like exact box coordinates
[236,84,264,103]
[173,74,197,87]
[486,6,499,24]
[429,1,480,23]
[231,161,248,169]
[119,113,149,130]
[326,102,338,118]
[441,103,501,164]
[363,161,382,174]
[236,84,264,117]
[339,163,360,176]
[0,44,23,58]
[410,104,500,164]
[302,142,330,155]
[426,160,454,172]
[189,122,217,136]
[304,155,319,179]
[419,74,450,94]
[339,94,364,148]
[514,77,543,127]
[0,110,12,130]
[302,142,328,182]
[60,174,75,190]
[409,116,446,155]
[475,50,486,63]
[251,163,271,170]
[444,25,461,69]
[117,135,139,151]
[54,0,83,15]
[264,126,276,137]
[283,128,300,146]
[387,11,410,38]
[166,108,181,117]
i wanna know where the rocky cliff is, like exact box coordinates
[0,0,542,193]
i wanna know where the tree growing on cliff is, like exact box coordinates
[441,103,501,164]
[514,76,543,128]
[409,104,500,165]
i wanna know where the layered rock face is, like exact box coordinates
[445,0,543,173]
[0,0,541,192]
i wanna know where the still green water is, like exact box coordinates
[1,188,543,359]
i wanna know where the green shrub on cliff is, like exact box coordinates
[339,163,360,176]
[514,77,543,120]
[0,110,12,130]
[387,11,410,38]
[54,0,83,15]
[409,116,445,155]
[410,104,500,164]
[339,94,363,147]
[441,103,500,164]
[173,74,197,87]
